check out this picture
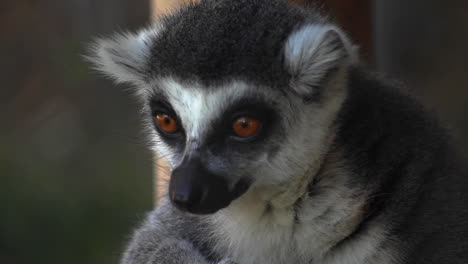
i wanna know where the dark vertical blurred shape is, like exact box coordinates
[0,1,152,264]
[376,0,468,151]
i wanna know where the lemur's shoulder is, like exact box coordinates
[336,66,468,263]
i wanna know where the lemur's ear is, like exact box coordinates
[284,24,357,101]
[87,26,161,85]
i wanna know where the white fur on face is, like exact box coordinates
[150,78,267,167]
[159,78,249,140]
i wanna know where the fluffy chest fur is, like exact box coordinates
[207,173,395,264]
[213,201,302,264]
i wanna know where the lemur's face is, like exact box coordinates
[145,74,348,214]
[147,79,295,214]
[90,0,355,214]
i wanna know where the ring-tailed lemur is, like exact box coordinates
[89,0,468,263]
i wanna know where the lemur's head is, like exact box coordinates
[90,0,357,215]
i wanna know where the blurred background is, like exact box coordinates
[1,0,467,263]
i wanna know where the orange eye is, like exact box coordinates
[155,113,179,134]
[233,117,261,138]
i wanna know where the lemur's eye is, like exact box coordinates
[232,117,261,138]
[155,113,179,134]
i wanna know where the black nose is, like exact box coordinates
[169,158,205,212]
[169,156,250,215]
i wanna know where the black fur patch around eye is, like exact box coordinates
[149,98,186,149]
[202,96,282,156]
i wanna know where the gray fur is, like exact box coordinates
[89,0,468,263]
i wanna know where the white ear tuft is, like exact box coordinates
[87,24,162,85]
[284,24,357,101]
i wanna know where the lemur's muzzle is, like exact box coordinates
[169,156,249,214]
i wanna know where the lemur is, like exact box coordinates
[89,0,468,263]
